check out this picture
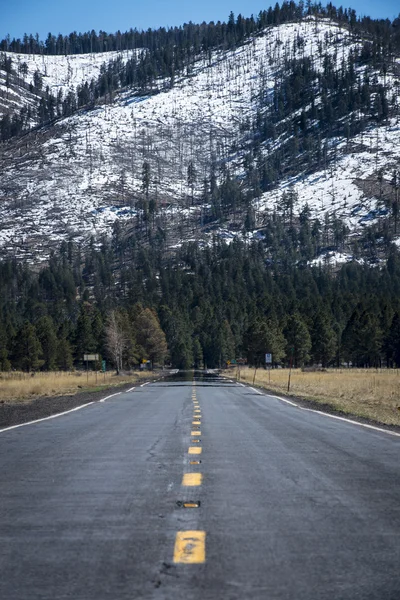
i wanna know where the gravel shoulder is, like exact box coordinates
[0,377,160,429]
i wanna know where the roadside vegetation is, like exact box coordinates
[236,367,400,426]
[0,370,152,404]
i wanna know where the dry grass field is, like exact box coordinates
[234,367,400,426]
[0,370,152,404]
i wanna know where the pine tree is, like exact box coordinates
[384,312,400,367]
[142,161,150,199]
[0,323,11,371]
[192,337,203,369]
[14,322,44,372]
[134,308,168,367]
[187,160,196,206]
[342,306,382,367]
[284,314,311,367]
[57,336,73,370]
[310,310,336,367]
[36,316,58,370]
[75,305,95,361]
[245,317,286,366]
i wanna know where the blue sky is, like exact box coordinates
[1,0,399,41]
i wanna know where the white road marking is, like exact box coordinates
[99,392,122,403]
[125,386,137,393]
[249,388,400,438]
[249,387,263,395]
[0,402,95,434]
[271,395,299,407]
[141,382,151,387]
[300,407,400,438]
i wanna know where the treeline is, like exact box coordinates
[1,237,400,371]
[2,2,400,57]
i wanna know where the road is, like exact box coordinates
[0,372,399,600]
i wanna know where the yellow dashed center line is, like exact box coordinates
[172,387,205,566]
[173,531,206,564]
[182,473,203,486]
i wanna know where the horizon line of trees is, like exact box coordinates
[1,2,400,57]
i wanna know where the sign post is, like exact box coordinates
[265,353,272,384]
[83,354,100,383]
[287,347,294,392]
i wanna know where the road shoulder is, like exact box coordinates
[0,376,161,429]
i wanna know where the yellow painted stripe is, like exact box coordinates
[182,473,202,486]
[194,409,201,412]
[192,421,201,425]
[188,446,202,454]
[173,531,206,564]
[191,431,201,435]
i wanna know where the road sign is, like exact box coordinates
[265,353,272,364]
[84,354,99,361]
[101,360,106,372]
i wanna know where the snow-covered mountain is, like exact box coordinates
[1,16,400,262]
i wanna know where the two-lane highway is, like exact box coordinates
[0,372,399,599]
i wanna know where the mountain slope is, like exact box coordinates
[0,15,400,262]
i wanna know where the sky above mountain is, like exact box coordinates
[1,0,399,41]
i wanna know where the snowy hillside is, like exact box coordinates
[0,49,138,119]
[0,16,399,261]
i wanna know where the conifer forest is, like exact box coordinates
[1,1,400,372]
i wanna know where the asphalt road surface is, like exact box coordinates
[1,372,399,600]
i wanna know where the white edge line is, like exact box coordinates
[99,392,122,403]
[125,386,137,393]
[140,381,150,387]
[300,407,400,438]
[249,387,263,395]
[242,385,400,438]
[271,395,299,407]
[0,402,95,433]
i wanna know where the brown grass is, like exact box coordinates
[233,367,400,426]
[0,370,153,404]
